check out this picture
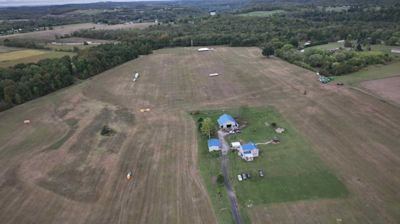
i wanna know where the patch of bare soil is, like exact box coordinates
[360,75,400,105]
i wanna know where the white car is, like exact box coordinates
[237,174,243,181]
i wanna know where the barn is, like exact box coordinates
[207,139,221,152]
[217,114,238,129]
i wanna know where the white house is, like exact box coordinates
[208,139,221,152]
[210,11,217,16]
[238,142,259,161]
[217,114,238,129]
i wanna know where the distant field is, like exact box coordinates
[0,45,22,53]
[0,49,75,67]
[46,37,115,51]
[360,76,400,105]
[309,42,399,56]
[334,61,400,85]
[238,10,285,17]
[308,42,343,50]
[193,107,348,223]
[0,22,154,43]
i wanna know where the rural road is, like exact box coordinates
[218,131,241,224]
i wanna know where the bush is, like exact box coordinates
[216,174,225,185]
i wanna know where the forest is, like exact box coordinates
[0,1,399,110]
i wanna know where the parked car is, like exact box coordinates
[258,169,264,177]
[241,173,247,180]
[246,173,251,179]
[237,174,243,181]
[337,82,344,86]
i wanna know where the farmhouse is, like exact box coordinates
[238,142,259,161]
[217,114,238,129]
[208,138,222,152]
[209,11,217,16]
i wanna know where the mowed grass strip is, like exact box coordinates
[0,49,46,61]
[193,107,348,223]
[0,50,75,68]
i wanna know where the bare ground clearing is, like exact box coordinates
[360,75,400,105]
[0,47,399,223]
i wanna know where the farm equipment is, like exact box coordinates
[319,76,334,84]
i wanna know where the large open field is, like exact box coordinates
[0,22,153,43]
[0,47,399,224]
[0,49,75,67]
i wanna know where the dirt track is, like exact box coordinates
[0,47,399,223]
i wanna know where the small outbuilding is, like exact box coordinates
[391,48,400,54]
[208,138,222,152]
[231,142,241,150]
[217,114,238,130]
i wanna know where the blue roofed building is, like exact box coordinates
[238,141,259,161]
[217,114,238,130]
[207,138,222,152]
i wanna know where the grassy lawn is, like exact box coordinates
[192,107,348,224]
[308,42,343,50]
[0,49,75,68]
[334,61,400,86]
[238,10,285,17]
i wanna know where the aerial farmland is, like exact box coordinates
[1,1,400,224]
[0,47,399,223]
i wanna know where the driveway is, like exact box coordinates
[218,130,241,224]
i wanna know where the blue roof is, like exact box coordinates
[242,142,256,151]
[208,139,221,148]
[217,114,237,126]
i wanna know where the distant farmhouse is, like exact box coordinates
[217,114,238,129]
[238,142,259,161]
[209,10,217,16]
[208,139,221,152]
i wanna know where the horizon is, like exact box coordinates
[0,0,170,7]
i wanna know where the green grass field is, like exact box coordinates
[0,49,75,67]
[309,42,399,56]
[238,10,285,17]
[193,107,348,224]
[334,61,400,85]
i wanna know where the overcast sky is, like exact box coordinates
[0,0,166,7]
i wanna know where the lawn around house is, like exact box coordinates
[193,107,348,223]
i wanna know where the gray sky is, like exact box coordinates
[0,0,165,7]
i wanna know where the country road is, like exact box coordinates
[218,131,241,224]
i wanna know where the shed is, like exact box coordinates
[231,142,241,150]
[391,49,400,54]
[208,138,221,152]
[217,114,238,129]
